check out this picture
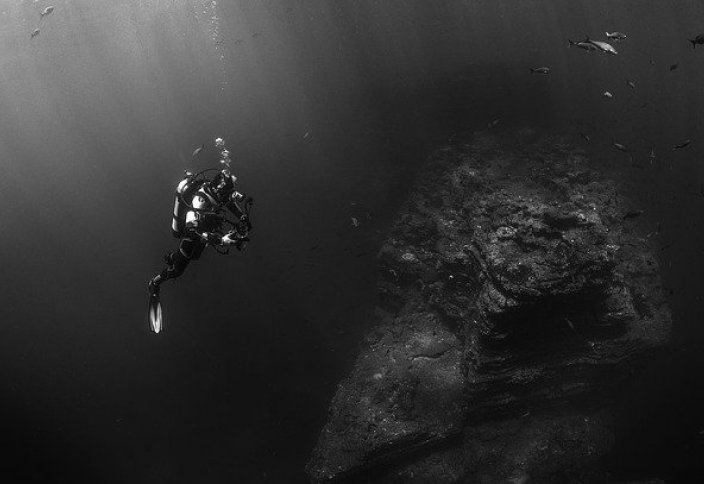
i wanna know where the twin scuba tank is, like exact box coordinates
[171,171,206,238]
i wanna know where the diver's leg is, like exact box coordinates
[149,237,203,291]
[164,250,190,279]
[149,269,165,294]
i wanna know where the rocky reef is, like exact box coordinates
[307,129,671,483]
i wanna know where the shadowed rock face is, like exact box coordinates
[307,313,466,482]
[307,129,671,483]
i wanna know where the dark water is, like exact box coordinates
[1,1,704,482]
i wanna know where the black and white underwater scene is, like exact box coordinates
[3,0,704,482]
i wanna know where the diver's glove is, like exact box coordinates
[200,232,222,245]
[222,228,250,247]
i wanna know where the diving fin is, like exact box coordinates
[148,287,164,334]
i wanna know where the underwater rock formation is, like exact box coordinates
[307,129,671,483]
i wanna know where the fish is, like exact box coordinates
[30,28,40,38]
[603,91,613,99]
[641,102,649,109]
[585,37,618,55]
[580,133,591,143]
[40,6,54,18]
[568,39,598,51]
[623,210,644,220]
[351,217,359,228]
[673,139,691,150]
[606,31,627,41]
[670,63,679,71]
[487,118,501,129]
[191,144,205,157]
[689,34,704,49]
[529,67,550,75]
[612,140,629,153]
[649,147,656,164]
[626,80,636,89]
[565,318,576,332]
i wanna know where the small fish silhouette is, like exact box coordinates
[568,39,598,52]
[605,31,627,41]
[673,139,691,150]
[585,37,618,55]
[612,140,628,153]
[40,6,54,18]
[191,144,205,157]
[689,34,704,49]
[623,210,644,220]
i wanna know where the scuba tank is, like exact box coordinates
[171,168,223,238]
[171,171,201,238]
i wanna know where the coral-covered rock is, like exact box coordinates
[308,130,671,482]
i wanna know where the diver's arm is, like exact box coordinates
[225,191,246,218]
[185,210,224,245]
[221,230,248,247]
[226,191,253,234]
[198,231,224,245]
[220,195,251,247]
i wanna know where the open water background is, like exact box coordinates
[1,1,704,481]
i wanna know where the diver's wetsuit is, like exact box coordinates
[150,176,250,291]
[160,233,206,281]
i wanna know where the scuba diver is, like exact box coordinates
[147,138,253,333]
